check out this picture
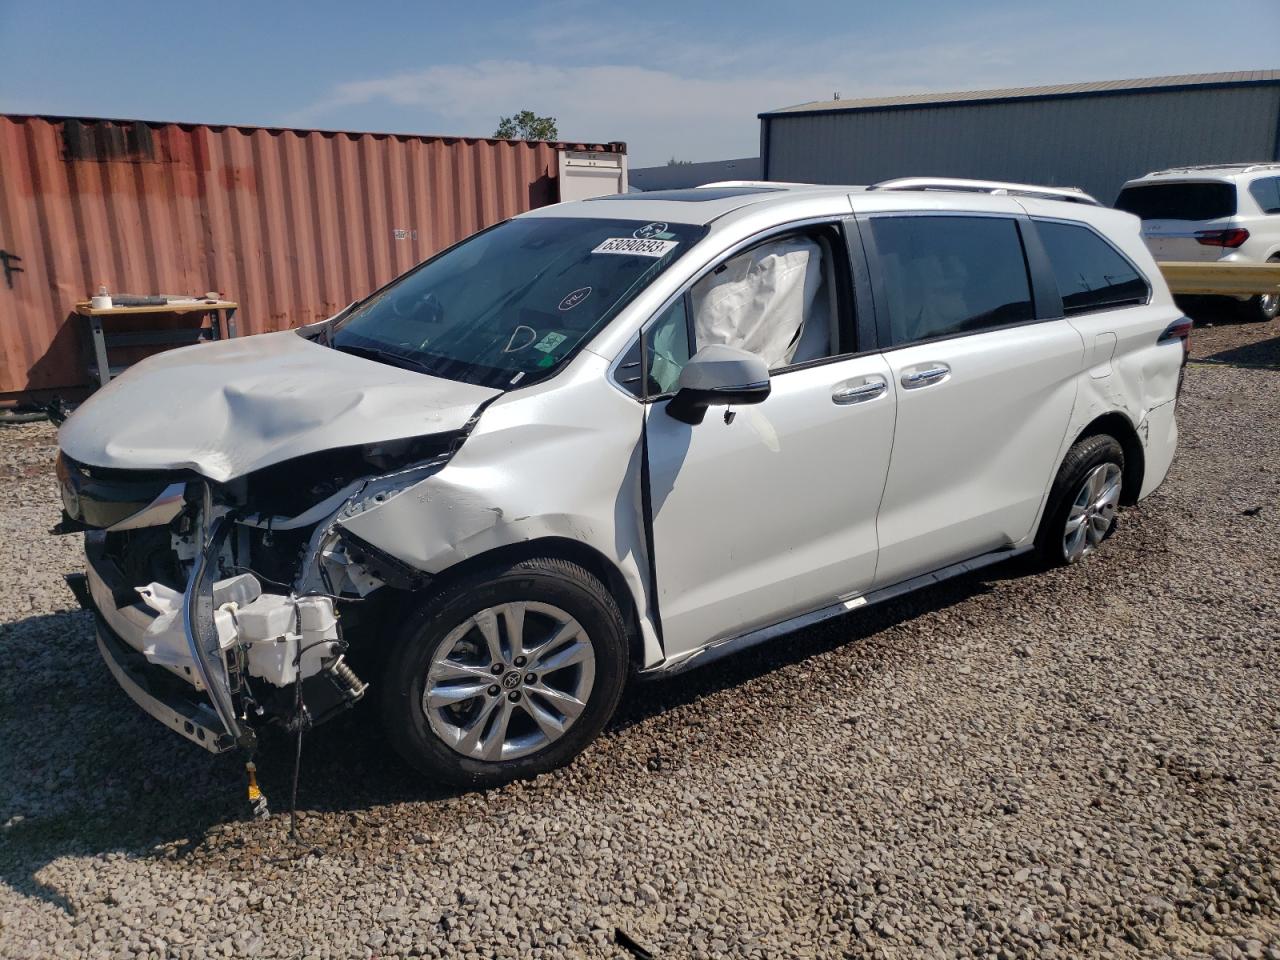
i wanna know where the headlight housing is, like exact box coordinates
[242,431,464,517]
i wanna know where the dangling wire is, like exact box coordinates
[288,604,310,845]
[266,630,323,862]
[289,687,306,844]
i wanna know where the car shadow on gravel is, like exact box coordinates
[0,606,251,910]
[1198,333,1280,370]
[285,558,1031,809]
[611,559,1027,734]
[0,558,1025,904]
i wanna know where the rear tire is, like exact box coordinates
[1238,293,1279,324]
[380,557,628,789]
[1035,434,1125,567]
[1238,256,1280,323]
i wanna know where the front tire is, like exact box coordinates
[1035,434,1125,567]
[380,557,628,788]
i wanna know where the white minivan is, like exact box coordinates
[57,178,1186,787]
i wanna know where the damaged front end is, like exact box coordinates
[61,434,458,755]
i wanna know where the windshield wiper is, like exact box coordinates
[331,342,435,375]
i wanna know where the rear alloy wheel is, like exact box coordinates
[1061,462,1122,563]
[1036,434,1125,567]
[381,557,627,788]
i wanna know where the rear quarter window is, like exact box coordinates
[1035,220,1149,316]
[1114,182,1237,221]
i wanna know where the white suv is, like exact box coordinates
[56,178,1186,788]
[1116,163,1280,322]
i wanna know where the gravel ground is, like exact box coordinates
[0,316,1278,960]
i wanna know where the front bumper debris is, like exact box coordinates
[182,505,256,752]
[84,531,234,752]
[82,486,365,755]
[95,615,233,753]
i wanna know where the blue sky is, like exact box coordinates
[1,0,1276,166]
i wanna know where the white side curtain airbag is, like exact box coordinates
[691,238,823,370]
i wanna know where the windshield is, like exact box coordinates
[1114,182,1237,221]
[330,217,706,388]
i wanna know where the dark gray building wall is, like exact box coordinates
[630,156,761,191]
[763,84,1280,203]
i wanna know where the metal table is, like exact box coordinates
[74,299,238,386]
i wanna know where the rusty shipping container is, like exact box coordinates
[0,114,626,402]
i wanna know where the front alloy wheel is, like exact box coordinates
[1062,462,1122,563]
[381,557,628,788]
[424,602,595,761]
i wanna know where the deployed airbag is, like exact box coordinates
[691,238,823,369]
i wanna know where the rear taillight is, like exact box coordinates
[1194,227,1250,248]
[1159,317,1193,394]
[1159,316,1193,352]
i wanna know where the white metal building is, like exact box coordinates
[759,70,1280,202]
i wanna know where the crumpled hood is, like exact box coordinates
[59,330,500,482]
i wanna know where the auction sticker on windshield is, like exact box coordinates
[593,237,678,257]
[534,331,568,353]
[634,222,671,240]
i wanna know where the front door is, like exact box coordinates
[645,355,896,658]
[642,222,896,659]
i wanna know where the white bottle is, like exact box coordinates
[90,283,113,310]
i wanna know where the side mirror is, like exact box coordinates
[665,344,771,425]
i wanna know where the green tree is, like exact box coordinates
[666,156,693,166]
[493,110,558,141]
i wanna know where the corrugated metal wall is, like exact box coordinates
[0,115,624,400]
[764,85,1280,204]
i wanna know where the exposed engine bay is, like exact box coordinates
[58,429,466,754]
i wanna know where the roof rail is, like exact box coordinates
[867,176,1101,206]
[1149,161,1280,175]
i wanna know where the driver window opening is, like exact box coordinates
[690,232,838,371]
[616,227,849,401]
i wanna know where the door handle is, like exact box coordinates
[832,380,887,405]
[901,364,950,389]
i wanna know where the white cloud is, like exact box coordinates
[284,6,1266,167]
[286,59,850,165]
